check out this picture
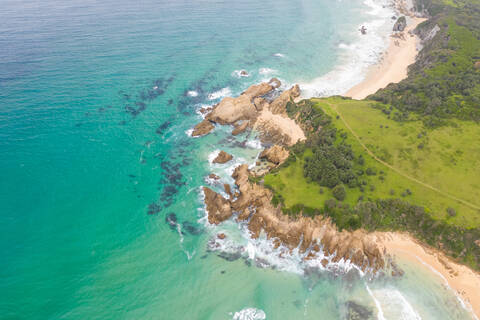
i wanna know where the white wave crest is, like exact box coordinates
[245,139,262,150]
[187,90,199,97]
[259,67,276,75]
[273,53,285,58]
[208,87,231,100]
[367,287,421,320]
[232,308,266,320]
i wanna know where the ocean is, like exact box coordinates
[0,0,474,318]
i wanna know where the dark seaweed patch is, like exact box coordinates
[147,203,161,215]
[156,121,171,135]
[217,251,242,262]
[165,213,178,230]
[346,301,373,320]
[182,221,203,235]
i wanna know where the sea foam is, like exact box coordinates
[208,87,231,100]
[232,308,266,320]
[300,0,396,98]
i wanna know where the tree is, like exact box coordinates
[332,184,346,201]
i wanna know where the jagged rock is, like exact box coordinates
[203,187,232,225]
[393,16,407,32]
[239,70,249,77]
[259,145,289,165]
[205,82,274,125]
[269,78,282,89]
[212,151,233,164]
[224,183,233,199]
[204,163,387,272]
[217,233,226,239]
[253,97,268,111]
[232,121,249,135]
[269,85,301,114]
[192,119,214,136]
[208,173,220,180]
[192,79,305,145]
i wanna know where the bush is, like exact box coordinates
[366,167,377,176]
[447,207,457,217]
[332,184,346,201]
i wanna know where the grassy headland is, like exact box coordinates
[264,98,480,269]
[262,0,480,269]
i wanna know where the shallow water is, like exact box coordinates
[0,0,474,318]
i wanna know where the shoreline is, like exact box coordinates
[345,16,426,100]
[377,232,480,319]
[196,1,480,318]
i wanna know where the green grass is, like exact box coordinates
[265,97,480,228]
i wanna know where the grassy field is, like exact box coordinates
[264,97,480,228]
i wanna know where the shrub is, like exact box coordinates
[332,184,346,201]
[447,207,457,217]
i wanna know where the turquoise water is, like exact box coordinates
[0,0,475,319]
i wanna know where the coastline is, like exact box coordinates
[195,1,480,318]
[345,16,426,100]
[377,232,480,319]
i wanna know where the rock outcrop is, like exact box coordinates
[393,16,407,32]
[475,61,480,70]
[269,84,300,114]
[212,151,233,164]
[232,121,249,135]
[192,79,305,146]
[203,164,386,272]
[192,119,215,137]
[206,82,274,124]
[203,187,232,225]
[259,145,289,165]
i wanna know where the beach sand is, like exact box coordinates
[377,232,480,319]
[345,17,426,100]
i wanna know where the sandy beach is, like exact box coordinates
[346,16,426,100]
[377,232,480,319]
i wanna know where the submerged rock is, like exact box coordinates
[165,213,178,230]
[182,221,203,235]
[147,203,161,215]
[346,301,373,320]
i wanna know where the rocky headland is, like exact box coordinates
[203,163,386,272]
[191,78,304,146]
[197,80,387,273]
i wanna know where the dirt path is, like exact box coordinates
[325,101,480,211]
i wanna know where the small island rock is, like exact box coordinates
[213,151,233,164]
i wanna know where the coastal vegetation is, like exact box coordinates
[264,98,480,269]
[371,0,480,127]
